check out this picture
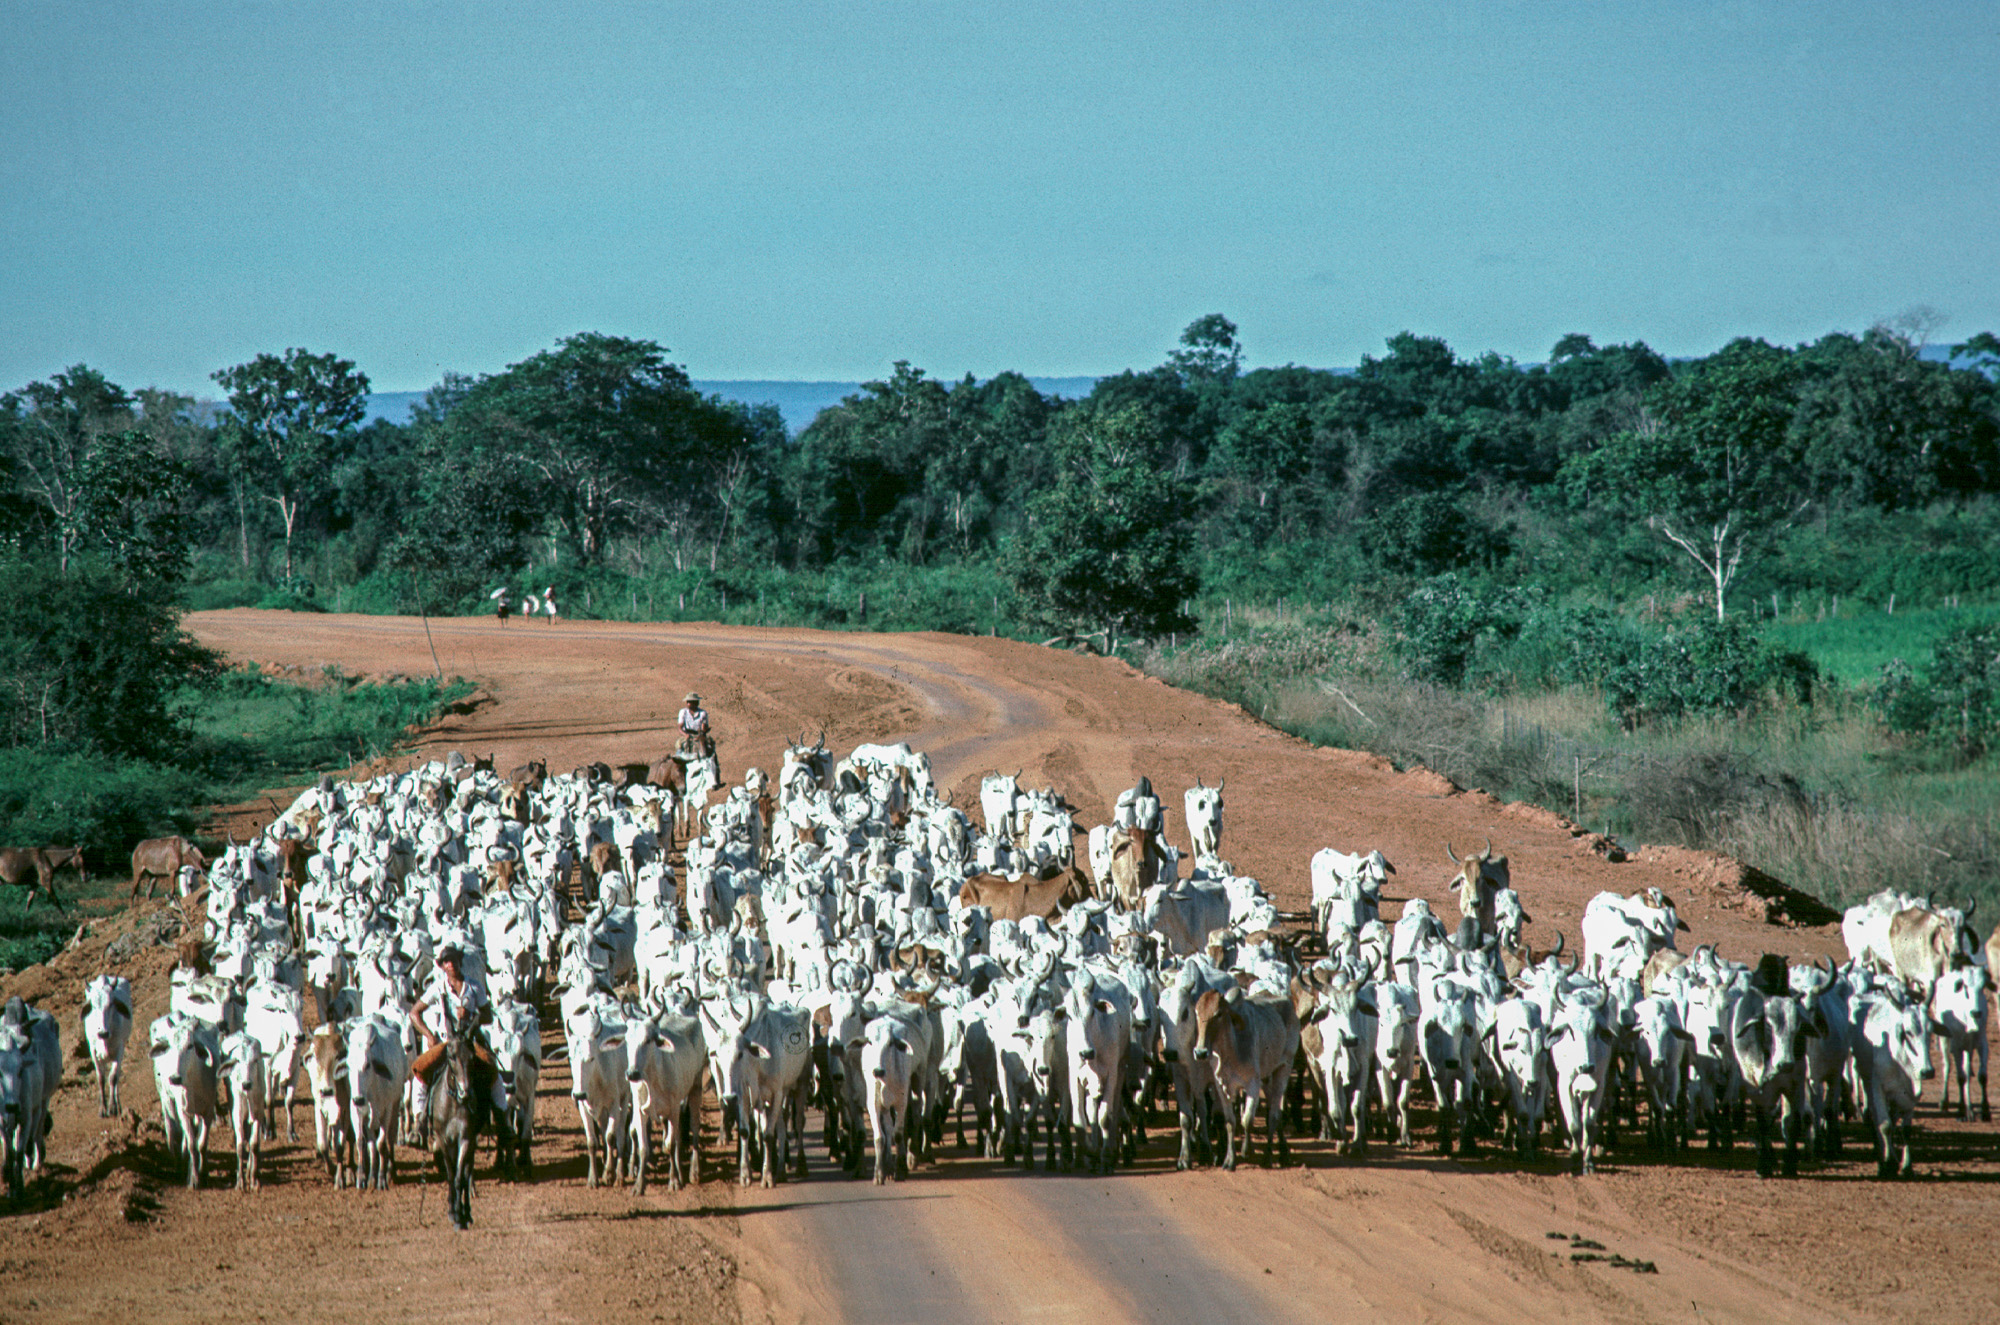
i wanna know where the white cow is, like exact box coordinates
[565,998,631,1188]
[1064,973,1133,1174]
[150,1012,219,1189]
[862,1016,915,1184]
[627,1012,707,1194]
[1549,997,1616,1174]
[1854,992,1932,1178]
[243,979,304,1142]
[347,1015,408,1190]
[82,975,134,1117]
[1310,847,1394,931]
[980,771,1023,844]
[1930,965,1990,1122]
[1183,778,1224,860]
[219,1030,267,1190]
[1581,889,1687,981]
[489,998,542,1177]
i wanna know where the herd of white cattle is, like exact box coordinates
[4,735,1997,1213]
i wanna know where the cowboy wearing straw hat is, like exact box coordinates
[677,692,712,757]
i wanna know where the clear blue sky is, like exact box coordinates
[4,1,1995,395]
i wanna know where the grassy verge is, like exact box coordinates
[0,668,469,972]
[1139,619,2000,920]
[1766,602,2000,686]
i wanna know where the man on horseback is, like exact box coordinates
[408,944,492,1086]
[677,692,713,758]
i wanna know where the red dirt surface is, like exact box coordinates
[3,610,1994,1324]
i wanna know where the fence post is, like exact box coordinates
[1574,754,1582,821]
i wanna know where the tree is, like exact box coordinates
[1005,406,1198,650]
[212,348,370,581]
[1168,313,1243,386]
[1559,338,1807,620]
[70,430,195,593]
[0,551,217,758]
[1790,328,2000,508]
[0,365,137,571]
[428,333,749,567]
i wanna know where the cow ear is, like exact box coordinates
[1670,1027,1695,1043]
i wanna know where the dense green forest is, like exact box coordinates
[10,319,2000,635]
[5,316,2000,931]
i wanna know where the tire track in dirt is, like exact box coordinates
[120,610,1995,1325]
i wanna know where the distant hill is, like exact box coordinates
[361,376,1106,434]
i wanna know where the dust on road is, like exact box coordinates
[2,610,1992,1324]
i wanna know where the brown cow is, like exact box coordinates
[1640,944,1689,994]
[1106,827,1156,911]
[498,780,531,823]
[272,834,312,886]
[956,866,1092,922]
[1887,908,1961,998]
[1445,838,1509,934]
[131,836,206,898]
[583,841,621,906]
[0,846,85,914]
[648,756,686,796]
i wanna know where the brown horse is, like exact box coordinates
[0,846,86,913]
[130,835,205,898]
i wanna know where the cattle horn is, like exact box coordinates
[1550,931,1565,958]
[1445,842,1461,865]
[1482,836,1493,858]
[1965,896,1977,923]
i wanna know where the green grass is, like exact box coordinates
[1138,618,2000,918]
[181,665,473,783]
[0,865,125,973]
[1767,602,2000,685]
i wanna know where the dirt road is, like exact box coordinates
[4,610,1994,1324]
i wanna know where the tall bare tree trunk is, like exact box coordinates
[234,480,251,569]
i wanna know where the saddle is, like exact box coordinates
[677,731,715,759]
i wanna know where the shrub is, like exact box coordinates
[1877,623,2000,757]
[0,552,221,760]
[0,747,207,866]
[1391,573,1496,686]
[1604,619,1817,727]
[1366,491,1508,576]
